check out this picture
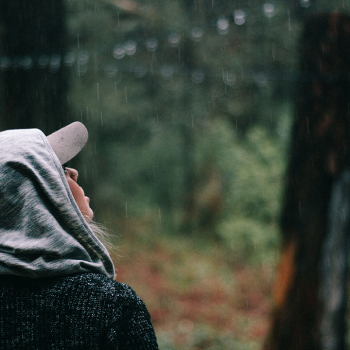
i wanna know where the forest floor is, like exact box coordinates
[112,225,276,350]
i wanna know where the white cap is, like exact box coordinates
[46,122,88,164]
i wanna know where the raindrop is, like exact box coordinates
[63,52,76,66]
[20,56,33,70]
[234,10,245,25]
[300,0,311,8]
[78,51,89,65]
[49,55,61,72]
[160,65,174,78]
[191,27,203,42]
[134,65,148,78]
[263,3,275,18]
[0,56,11,70]
[255,72,268,87]
[38,55,49,68]
[168,33,181,47]
[76,63,87,76]
[113,45,125,59]
[104,64,118,78]
[125,40,137,56]
[217,17,229,34]
[146,38,158,52]
[223,71,236,85]
[191,69,205,83]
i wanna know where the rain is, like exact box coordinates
[1,0,350,349]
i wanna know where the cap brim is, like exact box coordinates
[47,122,88,165]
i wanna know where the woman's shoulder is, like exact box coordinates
[57,273,141,302]
[1,273,149,320]
[63,274,154,328]
[1,273,140,303]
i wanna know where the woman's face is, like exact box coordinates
[64,167,93,222]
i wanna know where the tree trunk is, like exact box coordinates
[264,14,350,350]
[0,0,69,134]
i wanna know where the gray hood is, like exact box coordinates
[0,128,115,278]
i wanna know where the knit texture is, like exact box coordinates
[0,273,159,349]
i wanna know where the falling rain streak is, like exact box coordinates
[287,11,291,31]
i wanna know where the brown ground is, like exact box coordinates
[114,233,275,349]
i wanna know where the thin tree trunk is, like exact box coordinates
[0,0,69,133]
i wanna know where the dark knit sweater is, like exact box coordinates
[0,273,159,350]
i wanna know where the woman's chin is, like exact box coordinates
[84,209,94,223]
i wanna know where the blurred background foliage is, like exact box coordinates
[66,0,299,258]
[2,0,350,348]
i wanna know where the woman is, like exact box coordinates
[0,122,159,349]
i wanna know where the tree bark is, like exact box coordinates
[264,14,350,350]
[319,170,350,350]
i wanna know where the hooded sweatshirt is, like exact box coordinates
[0,128,159,349]
[0,128,114,278]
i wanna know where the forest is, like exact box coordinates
[1,0,350,349]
